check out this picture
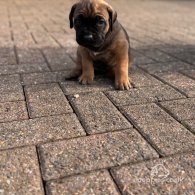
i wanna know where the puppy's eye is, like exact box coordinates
[96,16,105,26]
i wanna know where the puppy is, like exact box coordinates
[69,0,132,90]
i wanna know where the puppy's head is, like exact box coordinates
[69,0,117,51]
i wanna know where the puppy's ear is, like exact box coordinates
[107,6,117,31]
[69,3,78,28]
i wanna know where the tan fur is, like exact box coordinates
[70,0,132,90]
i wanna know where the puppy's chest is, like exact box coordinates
[89,51,113,65]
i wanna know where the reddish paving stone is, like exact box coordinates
[183,119,195,134]
[69,92,131,134]
[0,101,28,123]
[129,69,163,87]
[0,147,44,195]
[0,74,24,102]
[0,114,85,150]
[38,129,158,180]
[21,71,70,85]
[111,152,195,195]
[46,170,119,195]
[25,83,72,118]
[121,103,195,155]
[61,79,114,95]
[0,63,50,75]
[106,85,184,106]
[160,98,195,121]
[138,61,194,74]
[155,72,195,97]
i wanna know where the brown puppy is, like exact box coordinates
[69,0,132,90]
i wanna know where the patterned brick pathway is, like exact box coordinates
[0,0,195,194]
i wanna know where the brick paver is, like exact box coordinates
[121,103,195,155]
[0,0,195,193]
[25,83,72,118]
[46,170,119,195]
[38,129,158,180]
[0,147,44,195]
[111,152,195,194]
[69,92,132,134]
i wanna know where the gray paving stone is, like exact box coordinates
[38,129,158,180]
[138,61,194,74]
[181,69,195,79]
[25,83,72,118]
[131,50,156,65]
[111,152,195,195]
[160,98,195,121]
[106,85,184,106]
[69,92,131,134]
[183,119,195,134]
[21,71,71,85]
[121,103,195,155]
[42,49,77,71]
[139,49,176,63]
[17,48,45,64]
[46,170,119,195]
[0,47,17,65]
[61,79,114,95]
[129,69,163,87]
[0,63,50,75]
[0,147,44,195]
[156,72,195,97]
[0,113,85,150]
[0,101,28,123]
[0,74,24,102]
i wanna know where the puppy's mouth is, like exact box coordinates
[76,33,105,50]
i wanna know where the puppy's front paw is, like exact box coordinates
[115,77,132,90]
[79,74,94,84]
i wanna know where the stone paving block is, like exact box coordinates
[69,92,131,134]
[0,101,28,123]
[139,49,177,63]
[0,63,49,75]
[42,48,77,71]
[138,61,194,74]
[21,71,71,85]
[131,50,156,65]
[25,83,72,118]
[17,48,45,64]
[160,98,195,121]
[121,103,195,155]
[31,32,59,47]
[129,69,163,87]
[111,152,195,194]
[38,129,158,180]
[0,47,17,65]
[155,72,195,97]
[181,69,195,79]
[106,85,184,106]
[46,170,119,195]
[183,119,195,134]
[61,78,114,95]
[0,147,44,195]
[171,52,195,65]
[0,74,24,102]
[0,113,85,150]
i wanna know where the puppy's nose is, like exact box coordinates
[83,34,93,41]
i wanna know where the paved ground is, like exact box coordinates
[0,0,195,194]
